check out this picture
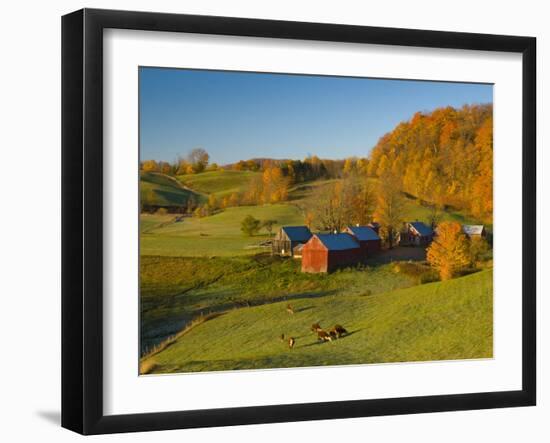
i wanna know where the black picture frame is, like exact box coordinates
[62,8,536,435]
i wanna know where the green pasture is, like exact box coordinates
[142,269,493,373]
[140,171,203,207]
[177,170,261,199]
[139,254,418,353]
[140,203,304,257]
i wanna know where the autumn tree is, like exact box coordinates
[427,221,470,280]
[367,104,493,222]
[187,148,210,173]
[346,175,375,225]
[356,158,369,175]
[261,166,289,203]
[471,117,493,220]
[373,172,406,248]
[142,160,159,172]
[241,215,262,236]
[310,181,347,232]
[208,194,218,210]
[343,158,355,175]
[229,192,240,207]
[159,161,172,175]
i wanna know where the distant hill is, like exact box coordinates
[177,170,261,199]
[140,172,203,209]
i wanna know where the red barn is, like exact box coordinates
[301,233,362,273]
[343,225,382,256]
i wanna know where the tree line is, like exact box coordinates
[141,149,370,183]
[366,104,493,222]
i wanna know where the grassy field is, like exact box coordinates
[140,203,304,256]
[141,269,493,373]
[140,172,203,207]
[140,173,487,258]
[177,170,261,199]
[138,170,493,373]
[140,254,418,354]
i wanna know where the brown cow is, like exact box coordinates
[288,337,296,349]
[317,330,332,342]
[310,323,322,333]
[332,324,348,338]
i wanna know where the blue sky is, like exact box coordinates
[139,67,492,164]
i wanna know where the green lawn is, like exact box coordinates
[140,254,418,354]
[140,171,203,207]
[142,269,493,373]
[140,203,305,257]
[177,170,261,199]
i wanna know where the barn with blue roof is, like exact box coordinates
[301,233,362,273]
[272,226,313,257]
[399,221,434,246]
[343,225,382,255]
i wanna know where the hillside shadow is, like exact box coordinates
[294,306,314,313]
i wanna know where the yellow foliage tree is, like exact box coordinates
[427,221,470,280]
[343,158,354,175]
[142,159,159,172]
[208,194,218,210]
[373,172,406,248]
[229,192,240,207]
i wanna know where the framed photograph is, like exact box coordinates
[62,8,536,435]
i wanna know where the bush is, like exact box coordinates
[392,261,440,284]
[392,261,429,277]
[155,207,168,215]
[241,215,261,236]
[419,271,440,284]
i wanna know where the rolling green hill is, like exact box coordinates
[140,203,305,257]
[141,269,493,373]
[177,170,261,199]
[140,172,204,208]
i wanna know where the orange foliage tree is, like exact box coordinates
[427,221,470,280]
[368,104,493,223]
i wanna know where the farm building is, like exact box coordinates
[398,221,434,247]
[343,225,382,256]
[292,243,305,258]
[367,222,380,234]
[301,233,362,273]
[462,225,486,239]
[271,226,313,257]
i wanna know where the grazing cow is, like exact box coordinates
[288,337,296,349]
[286,304,294,315]
[333,324,348,338]
[328,329,338,340]
[310,323,322,333]
[317,330,332,342]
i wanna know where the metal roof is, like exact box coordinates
[281,226,313,242]
[346,226,381,241]
[463,225,485,236]
[409,221,433,237]
[315,233,360,251]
